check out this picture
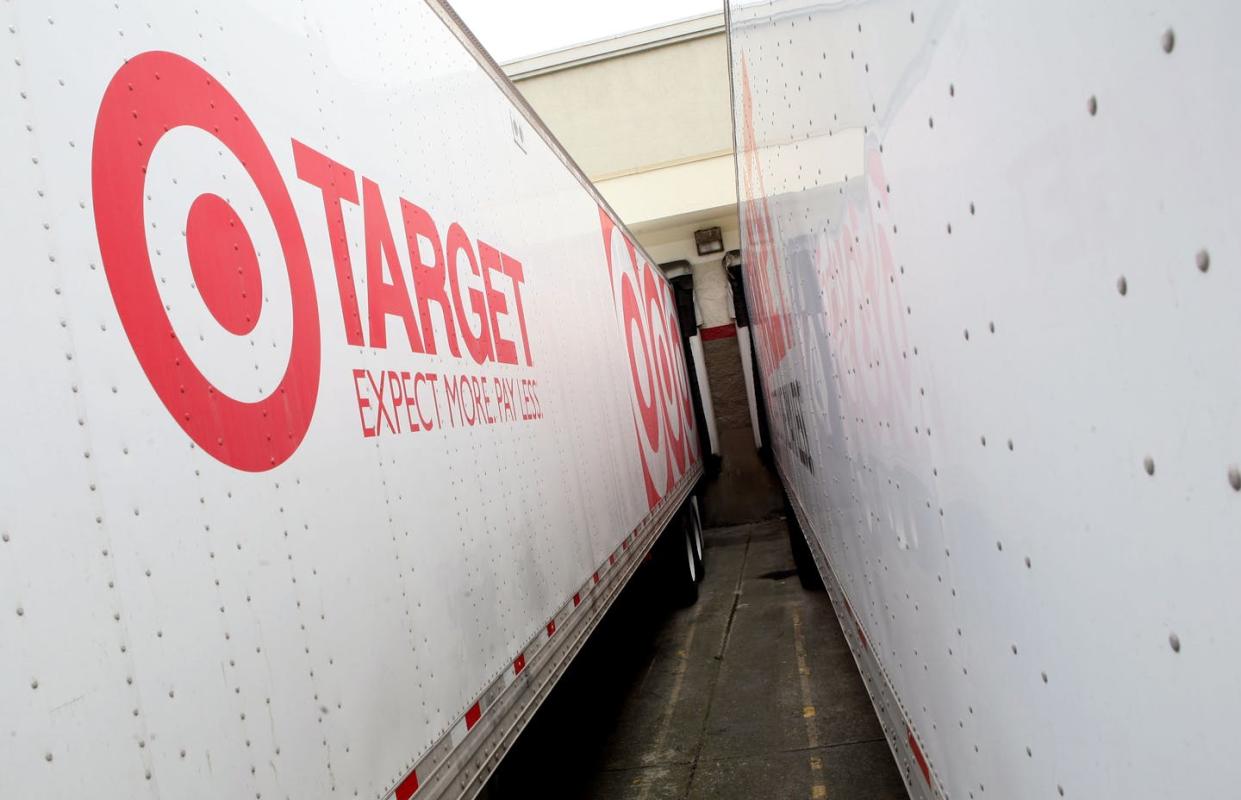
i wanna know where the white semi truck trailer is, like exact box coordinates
[726,1,1241,798]
[0,2,705,798]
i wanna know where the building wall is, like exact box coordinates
[510,32,733,181]
[506,17,736,258]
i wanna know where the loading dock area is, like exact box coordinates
[485,520,908,799]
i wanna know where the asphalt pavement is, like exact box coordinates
[483,519,909,800]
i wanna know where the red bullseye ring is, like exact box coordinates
[92,51,320,472]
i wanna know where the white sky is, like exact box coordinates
[450,0,724,63]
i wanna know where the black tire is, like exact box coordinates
[688,496,705,582]
[784,495,824,591]
[661,512,699,607]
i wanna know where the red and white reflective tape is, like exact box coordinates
[382,487,685,799]
[907,728,932,788]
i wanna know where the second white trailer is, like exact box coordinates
[726,1,1241,798]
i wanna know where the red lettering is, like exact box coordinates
[427,373,441,428]
[459,376,478,426]
[505,378,517,420]
[352,368,377,437]
[479,375,495,424]
[469,376,487,424]
[293,140,364,346]
[401,199,461,359]
[387,370,405,433]
[444,376,462,427]
[400,371,419,432]
[501,253,532,366]
[413,372,435,430]
[520,378,542,420]
[446,224,492,365]
[293,149,533,370]
[494,377,513,421]
[363,178,423,353]
[478,241,517,365]
[367,368,396,435]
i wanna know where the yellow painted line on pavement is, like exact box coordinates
[794,607,827,800]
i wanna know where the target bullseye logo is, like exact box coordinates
[185,192,263,336]
[597,208,697,508]
[92,51,320,472]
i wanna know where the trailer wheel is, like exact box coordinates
[689,496,705,581]
[678,520,700,605]
[660,512,699,607]
[784,495,824,591]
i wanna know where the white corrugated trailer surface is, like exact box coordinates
[0,1,703,798]
[726,1,1241,798]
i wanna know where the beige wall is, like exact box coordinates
[507,15,739,327]
[512,32,733,181]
